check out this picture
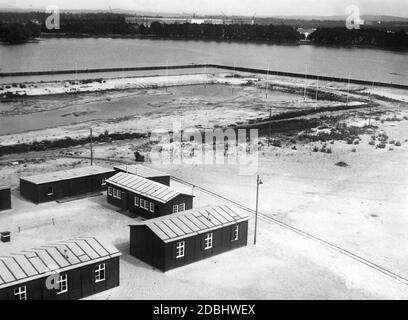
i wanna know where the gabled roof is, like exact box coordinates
[20,166,116,185]
[131,204,249,243]
[107,172,192,204]
[0,185,10,191]
[114,165,169,179]
[0,237,121,290]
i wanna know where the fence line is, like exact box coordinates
[3,218,56,234]
[0,64,406,90]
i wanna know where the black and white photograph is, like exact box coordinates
[0,0,407,304]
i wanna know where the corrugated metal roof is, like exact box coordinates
[114,165,169,178]
[107,172,191,203]
[20,166,116,185]
[132,204,249,243]
[0,237,121,290]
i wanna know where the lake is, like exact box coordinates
[0,38,407,85]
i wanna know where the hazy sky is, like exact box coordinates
[1,0,408,17]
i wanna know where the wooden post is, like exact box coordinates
[254,175,262,245]
[268,107,272,147]
[90,128,93,166]
[266,64,269,99]
[369,81,374,127]
[166,61,169,91]
[304,64,308,100]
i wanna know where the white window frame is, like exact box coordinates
[95,263,106,283]
[204,233,213,250]
[172,205,179,214]
[176,241,185,259]
[233,225,239,241]
[134,196,139,207]
[150,202,155,213]
[179,203,186,212]
[101,178,106,186]
[47,186,54,196]
[113,189,121,200]
[140,199,147,210]
[56,274,68,295]
[108,186,112,196]
[14,286,27,300]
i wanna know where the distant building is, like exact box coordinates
[203,19,225,25]
[0,186,11,211]
[124,16,243,26]
[29,19,41,25]
[20,166,116,204]
[0,237,121,300]
[125,16,190,27]
[297,28,317,40]
[190,18,207,24]
[129,204,249,272]
[114,165,171,186]
[106,172,194,219]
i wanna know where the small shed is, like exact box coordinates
[114,165,171,186]
[129,204,249,272]
[20,166,116,204]
[0,237,121,300]
[0,186,11,211]
[106,172,194,219]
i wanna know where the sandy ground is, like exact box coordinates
[1,110,408,299]
[0,72,407,299]
[1,177,408,300]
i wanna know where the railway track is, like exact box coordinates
[170,175,408,287]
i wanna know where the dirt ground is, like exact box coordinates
[1,179,408,300]
[0,72,407,299]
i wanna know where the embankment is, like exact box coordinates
[1,64,407,90]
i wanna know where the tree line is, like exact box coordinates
[309,27,408,48]
[0,12,407,48]
[0,21,41,44]
[141,22,301,42]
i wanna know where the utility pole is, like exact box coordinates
[266,64,270,99]
[369,81,374,127]
[232,62,236,95]
[75,62,78,93]
[268,107,272,146]
[304,64,308,100]
[90,128,93,166]
[166,60,169,92]
[254,175,263,245]
[204,64,207,88]
[315,75,320,111]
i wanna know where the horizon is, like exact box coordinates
[0,0,407,19]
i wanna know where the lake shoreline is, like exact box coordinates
[37,33,408,52]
